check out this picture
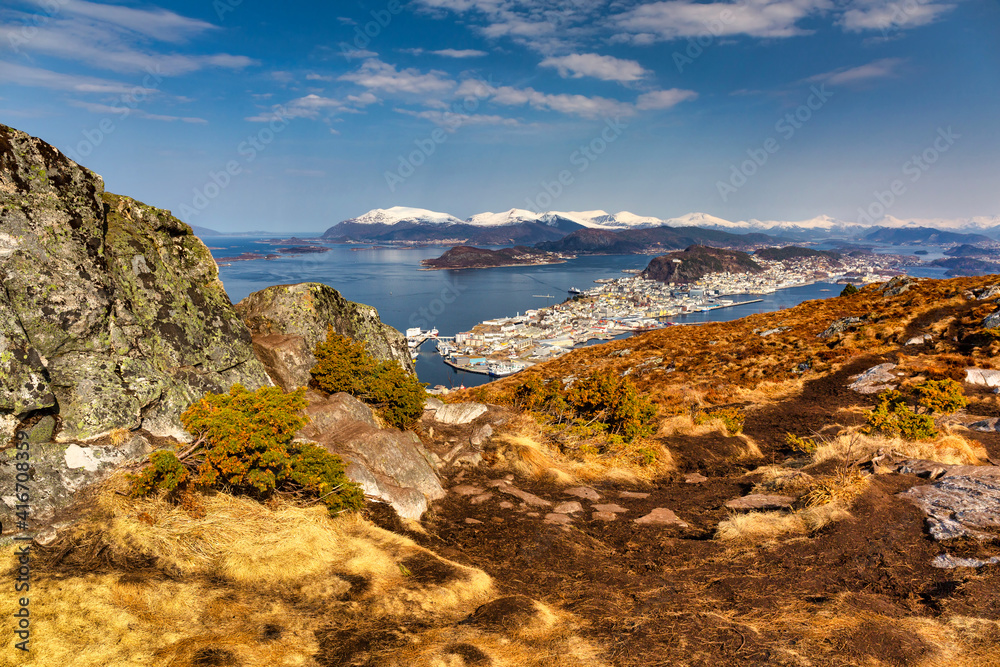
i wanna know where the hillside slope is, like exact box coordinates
[641,245,763,283]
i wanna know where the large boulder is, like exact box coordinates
[236,283,413,390]
[0,124,271,442]
[298,392,444,519]
[900,465,1000,541]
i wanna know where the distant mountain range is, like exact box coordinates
[320,207,1000,244]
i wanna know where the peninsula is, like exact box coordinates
[420,245,571,270]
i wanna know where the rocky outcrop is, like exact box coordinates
[900,465,1000,541]
[0,124,271,442]
[848,363,898,394]
[236,282,413,390]
[298,391,443,519]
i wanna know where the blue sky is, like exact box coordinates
[1,0,997,232]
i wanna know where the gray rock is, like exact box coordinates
[464,517,483,525]
[435,402,488,425]
[848,363,898,394]
[905,334,933,346]
[27,416,55,443]
[881,275,914,297]
[968,418,1000,433]
[0,434,154,531]
[236,282,414,388]
[453,452,483,467]
[634,508,688,527]
[544,513,574,525]
[495,483,552,507]
[900,467,1000,540]
[553,501,584,514]
[976,284,1000,300]
[424,397,445,412]
[564,486,601,501]
[983,309,1000,329]
[470,423,493,447]
[725,494,795,512]
[620,491,650,499]
[298,392,444,520]
[451,484,485,497]
[592,511,617,522]
[685,473,708,484]
[932,554,1000,569]
[818,316,865,339]
[966,367,1000,388]
[0,414,16,444]
[592,503,628,513]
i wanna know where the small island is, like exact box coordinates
[421,245,572,270]
[641,245,763,283]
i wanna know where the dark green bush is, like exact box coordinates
[129,384,363,516]
[840,283,859,297]
[863,390,937,441]
[310,328,426,429]
[914,378,967,415]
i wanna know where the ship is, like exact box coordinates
[488,362,525,377]
[568,287,583,294]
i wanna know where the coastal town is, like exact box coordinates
[409,249,910,378]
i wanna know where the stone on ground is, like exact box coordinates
[564,486,601,501]
[634,508,688,527]
[725,494,795,512]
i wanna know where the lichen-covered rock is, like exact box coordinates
[0,123,271,442]
[236,282,414,390]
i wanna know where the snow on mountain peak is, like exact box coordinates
[347,207,462,226]
[465,208,543,227]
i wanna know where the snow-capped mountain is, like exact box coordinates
[465,209,544,227]
[327,206,1000,242]
[344,207,463,226]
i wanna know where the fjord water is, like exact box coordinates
[209,238,933,388]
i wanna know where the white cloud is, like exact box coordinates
[246,92,378,122]
[0,14,255,76]
[636,88,699,110]
[839,0,955,32]
[339,59,456,95]
[396,108,520,127]
[540,53,648,83]
[69,99,207,123]
[0,61,157,95]
[806,57,905,85]
[432,48,489,58]
[616,0,833,41]
[28,0,216,42]
[488,85,635,118]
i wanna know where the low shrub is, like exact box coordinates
[311,327,426,429]
[840,283,859,297]
[914,378,967,415]
[128,385,363,516]
[863,390,937,441]
[513,372,657,442]
[785,432,817,454]
[694,407,745,435]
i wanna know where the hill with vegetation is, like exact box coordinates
[421,245,568,270]
[534,226,779,255]
[754,245,841,261]
[944,244,1000,258]
[863,226,993,245]
[932,256,1000,276]
[641,245,763,283]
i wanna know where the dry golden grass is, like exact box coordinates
[811,429,987,467]
[715,502,851,544]
[0,475,608,667]
[490,434,668,485]
[763,593,1000,667]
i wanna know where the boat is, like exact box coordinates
[568,287,583,294]
[488,362,525,377]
